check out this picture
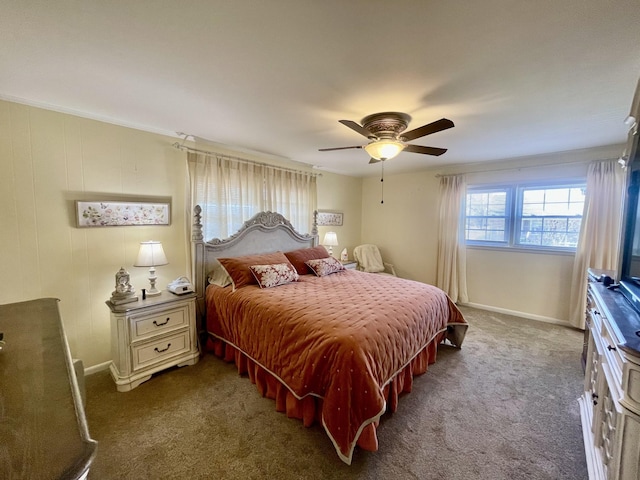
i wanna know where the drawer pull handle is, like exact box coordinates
[607,345,616,351]
[592,393,599,399]
[154,343,171,353]
[153,318,170,327]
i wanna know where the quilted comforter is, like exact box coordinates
[206,269,467,463]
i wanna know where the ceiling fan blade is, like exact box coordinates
[339,120,376,139]
[403,144,448,156]
[369,158,382,164]
[318,146,363,152]
[401,118,454,142]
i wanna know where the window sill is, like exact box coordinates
[466,244,576,256]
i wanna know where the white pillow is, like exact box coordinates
[208,264,232,287]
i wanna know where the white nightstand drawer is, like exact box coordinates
[132,329,190,370]
[131,307,187,340]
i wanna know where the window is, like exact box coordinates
[465,188,511,244]
[465,182,586,251]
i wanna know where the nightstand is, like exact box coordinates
[107,291,199,392]
[341,260,357,270]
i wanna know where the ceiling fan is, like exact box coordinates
[319,112,454,163]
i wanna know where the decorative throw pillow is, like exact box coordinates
[284,245,330,275]
[305,256,345,277]
[207,265,232,287]
[249,263,299,288]
[218,252,292,290]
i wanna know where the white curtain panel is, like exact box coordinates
[568,160,626,329]
[262,165,318,234]
[188,152,264,241]
[436,174,469,303]
[187,151,317,242]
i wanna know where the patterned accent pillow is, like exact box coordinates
[305,256,345,277]
[249,263,299,288]
[284,245,330,275]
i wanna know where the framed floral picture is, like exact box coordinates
[317,211,343,226]
[76,201,171,227]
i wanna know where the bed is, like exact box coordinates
[191,206,468,464]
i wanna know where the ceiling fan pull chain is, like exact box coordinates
[380,162,384,204]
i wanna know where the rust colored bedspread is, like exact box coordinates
[205,270,468,464]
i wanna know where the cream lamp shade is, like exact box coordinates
[364,139,406,161]
[134,241,169,296]
[323,231,339,256]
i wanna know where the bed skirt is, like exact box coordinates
[205,329,447,460]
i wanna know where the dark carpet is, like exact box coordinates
[85,306,588,479]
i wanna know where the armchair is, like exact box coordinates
[353,244,397,276]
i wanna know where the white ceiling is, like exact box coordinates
[1,1,639,177]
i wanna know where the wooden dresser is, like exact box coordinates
[579,272,640,480]
[0,298,97,479]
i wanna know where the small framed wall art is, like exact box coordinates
[317,211,343,227]
[76,200,171,227]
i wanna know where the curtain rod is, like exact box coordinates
[434,157,618,178]
[172,142,322,177]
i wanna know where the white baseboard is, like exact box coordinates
[459,302,572,328]
[83,360,112,376]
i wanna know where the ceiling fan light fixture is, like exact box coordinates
[364,139,405,161]
[320,113,453,162]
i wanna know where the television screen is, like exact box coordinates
[619,133,640,311]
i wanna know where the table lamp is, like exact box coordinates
[323,231,339,256]
[134,241,168,296]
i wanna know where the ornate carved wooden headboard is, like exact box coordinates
[191,206,318,329]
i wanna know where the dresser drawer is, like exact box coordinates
[132,329,190,371]
[601,317,624,381]
[130,306,187,340]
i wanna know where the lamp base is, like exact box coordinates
[146,267,162,296]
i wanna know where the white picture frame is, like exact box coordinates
[76,200,171,227]
[317,211,343,226]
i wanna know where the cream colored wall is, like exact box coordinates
[361,144,625,323]
[465,248,575,321]
[361,171,440,282]
[0,100,360,369]
[316,172,362,260]
[0,101,189,369]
